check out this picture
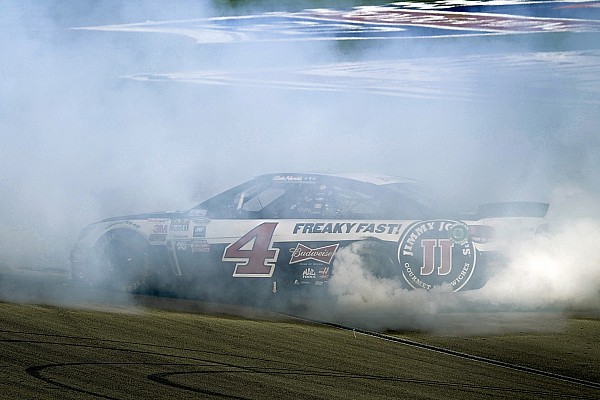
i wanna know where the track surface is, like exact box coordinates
[0,271,599,399]
[82,0,600,103]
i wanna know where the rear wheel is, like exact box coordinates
[95,230,151,292]
[348,240,398,280]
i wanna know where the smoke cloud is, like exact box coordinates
[326,220,600,330]
[325,184,600,332]
[0,1,599,328]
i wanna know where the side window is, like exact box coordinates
[241,188,286,213]
[258,183,327,219]
[198,181,273,219]
[196,178,429,220]
[261,183,383,219]
[263,183,380,219]
[322,183,425,219]
[322,185,382,219]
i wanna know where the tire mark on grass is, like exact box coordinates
[290,317,600,391]
[3,327,598,399]
[148,367,591,399]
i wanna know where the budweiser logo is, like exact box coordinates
[289,243,339,265]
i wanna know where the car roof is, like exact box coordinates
[258,172,419,186]
[321,172,418,186]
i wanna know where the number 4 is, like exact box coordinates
[222,222,280,277]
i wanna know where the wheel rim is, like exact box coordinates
[98,232,150,292]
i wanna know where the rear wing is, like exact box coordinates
[476,201,549,219]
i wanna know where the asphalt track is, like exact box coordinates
[1,270,599,399]
[80,0,600,103]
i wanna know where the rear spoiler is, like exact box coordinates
[476,201,549,219]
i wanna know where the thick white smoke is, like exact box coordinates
[325,186,600,332]
[471,186,600,310]
[1,1,599,322]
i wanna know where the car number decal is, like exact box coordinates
[222,222,280,277]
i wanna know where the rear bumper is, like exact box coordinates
[462,250,506,290]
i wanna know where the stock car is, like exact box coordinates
[71,173,549,303]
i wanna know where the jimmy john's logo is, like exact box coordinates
[289,243,339,265]
[398,220,476,292]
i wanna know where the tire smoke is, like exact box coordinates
[0,1,599,320]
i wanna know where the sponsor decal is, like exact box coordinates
[171,219,189,229]
[191,240,211,253]
[289,243,339,265]
[170,223,190,232]
[174,240,211,253]
[302,267,316,279]
[147,218,170,224]
[398,220,476,292]
[189,209,210,224]
[319,267,330,279]
[106,220,141,230]
[188,209,208,217]
[293,222,402,235]
[193,225,207,238]
[175,241,189,251]
[153,224,169,234]
[148,233,167,242]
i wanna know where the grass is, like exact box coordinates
[393,316,600,383]
[0,301,598,399]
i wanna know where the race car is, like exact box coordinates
[70,173,549,303]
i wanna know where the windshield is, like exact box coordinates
[194,176,434,220]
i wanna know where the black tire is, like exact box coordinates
[95,230,151,293]
[348,240,399,280]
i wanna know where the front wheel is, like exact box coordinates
[95,230,151,292]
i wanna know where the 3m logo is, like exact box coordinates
[289,243,339,265]
[398,220,476,292]
[153,224,168,234]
